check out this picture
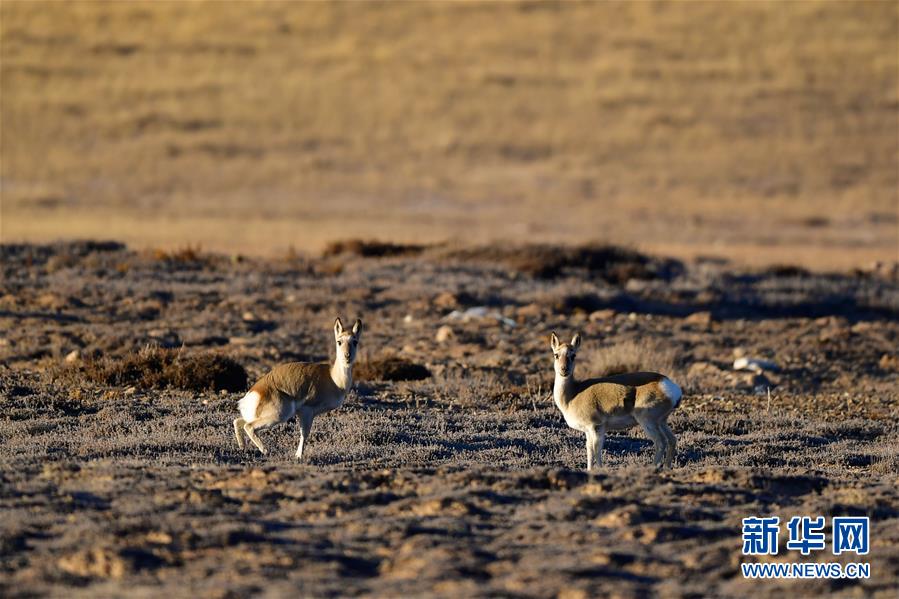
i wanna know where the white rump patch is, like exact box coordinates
[238,391,261,422]
[660,378,682,407]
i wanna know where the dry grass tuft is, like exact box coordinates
[149,245,207,264]
[355,357,431,382]
[322,239,428,259]
[56,347,247,392]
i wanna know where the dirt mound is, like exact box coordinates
[1,240,127,271]
[322,239,428,258]
[57,347,248,392]
[355,357,431,382]
[446,243,683,283]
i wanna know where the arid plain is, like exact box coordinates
[1,1,898,597]
[2,1,896,268]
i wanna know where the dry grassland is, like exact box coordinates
[2,1,897,268]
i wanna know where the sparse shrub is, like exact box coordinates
[322,239,427,258]
[355,357,431,382]
[313,257,346,276]
[763,264,811,278]
[552,293,604,314]
[147,244,214,268]
[56,346,247,392]
[446,243,683,283]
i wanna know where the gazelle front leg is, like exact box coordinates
[585,429,596,470]
[295,409,314,460]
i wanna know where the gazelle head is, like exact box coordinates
[334,317,363,365]
[550,331,581,379]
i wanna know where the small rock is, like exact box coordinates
[435,325,454,343]
[446,307,516,327]
[58,548,126,579]
[432,292,460,310]
[879,354,899,371]
[815,316,847,328]
[850,321,875,334]
[589,309,616,322]
[516,303,542,319]
[685,311,713,326]
[241,311,257,322]
[146,531,173,545]
[64,350,80,363]
[36,293,66,311]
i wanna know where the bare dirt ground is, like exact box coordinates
[1,241,898,597]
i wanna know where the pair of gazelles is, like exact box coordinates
[234,317,682,470]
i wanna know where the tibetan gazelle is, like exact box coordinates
[234,317,362,459]
[550,332,682,469]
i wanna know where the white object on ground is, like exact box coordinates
[733,357,780,373]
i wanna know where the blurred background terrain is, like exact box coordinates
[1,1,897,267]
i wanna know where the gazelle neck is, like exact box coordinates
[553,372,575,410]
[331,356,353,391]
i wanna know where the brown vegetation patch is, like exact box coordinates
[761,264,812,278]
[146,244,216,268]
[322,239,428,259]
[355,357,431,382]
[57,347,247,392]
[447,243,683,283]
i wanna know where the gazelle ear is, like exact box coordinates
[352,318,362,337]
[334,317,344,337]
[550,332,560,351]
[571,333,581,350]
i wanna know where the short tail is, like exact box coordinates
[238,390,261,422]
[659,378,683,408]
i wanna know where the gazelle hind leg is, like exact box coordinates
[243,421,268,455]
[635,414,666,468]
[233,418,246,449]
[660,421,677,468]
[591,424,606,469]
